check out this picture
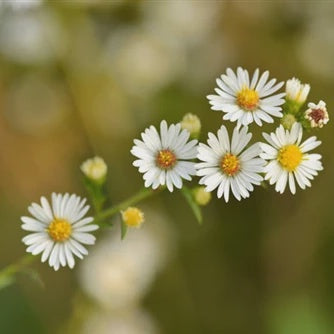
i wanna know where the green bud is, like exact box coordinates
[192,186,211,206]
[281,114,296,130]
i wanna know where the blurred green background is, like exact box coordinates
[0,1,333,333]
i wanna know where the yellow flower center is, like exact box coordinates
[122,207,144,228]
[220,153,240,176]
[277,144,302,172]
[156,149,176,169]
[47,219,72,242]
[237,87,259,111]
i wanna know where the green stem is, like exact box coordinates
[0,254,36,289]
[95,187,161,223]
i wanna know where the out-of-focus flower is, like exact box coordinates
[79,212,172,310]
[192,187,211,206]
[81,157,107,183]
[180,113,201,139]
[131,120,198,192]
[21,193,98,270]
[261,123,323,194]
[3,74,70,135]
[142,1,231,91]
[104,27,185,96]
[0,0,42,11]
[122,207,144,228]
[196,125,264,202]
[305,100,329,128]
[81,308,158,334]
[0,10,65,64]
[286,77,310,105]
[299,7,334,81]
[141,1,221,46]
[207,67,285,127]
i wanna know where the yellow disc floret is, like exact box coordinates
[277,144,302,172]
[220,153,240,176]
[122,207,144,228]
[47,219,72,242]
[156,149,176,169]
[237,87,259,111]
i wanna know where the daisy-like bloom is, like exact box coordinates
[207,67,285,127]
[286,77,310,105]
[21,193,99,271]
[260,123,323,194]
[305,100,329,128]
[131,120,198,192]
[196,125,264,202]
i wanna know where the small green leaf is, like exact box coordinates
[120,219,128,240]
[181,186,203,224]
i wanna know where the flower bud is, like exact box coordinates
[180,113,201,138]
[305,100,329,128]
[286,77,310,105]
[192,186,211,206]
[121,207,144,228]
[281,113,296,130]
[81,156,107,183]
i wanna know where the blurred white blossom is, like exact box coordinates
[141,1,221,46]
[0,9,65,64]
[81,308,158,334]
[79,209,173,310]
[0,0,41,11]
[4,75,70,135]
[104,27,185,96]
[299,4,334,80]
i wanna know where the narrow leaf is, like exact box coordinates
[181,186,203,224]
[120,219,128,240]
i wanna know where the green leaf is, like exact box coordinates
[181,186,203,224]
[120,219,128,240]
[83,176,107,214]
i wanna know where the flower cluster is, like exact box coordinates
[132,67,328,199]
[19,66,328,273]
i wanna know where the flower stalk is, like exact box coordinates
[95,187,161,224]
[0,254,36,290]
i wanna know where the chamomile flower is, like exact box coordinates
[260,123,323,194]
[207,67,285,127]
[131,120,198,192]
[196,125,264,202]
[21,193,98,271]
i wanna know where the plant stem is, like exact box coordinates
[95,187,161,223]
[0,254,36,289]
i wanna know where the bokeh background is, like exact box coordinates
[0,1,333,333]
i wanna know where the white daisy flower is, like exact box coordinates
[131,120,198,192]
[305,100,329,128]
[21,193,99,271]
[207,67,285,127]
[196,125,264,202]
[260,123,323,194]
